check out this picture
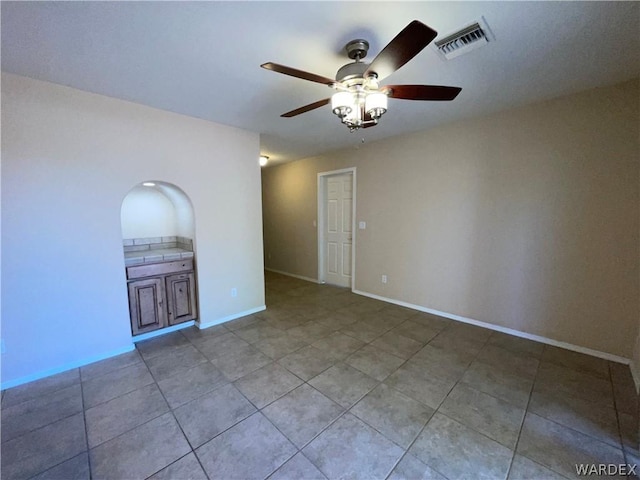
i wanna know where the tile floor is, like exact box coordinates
[2,271,639,479]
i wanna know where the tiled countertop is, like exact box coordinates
[124,248,194,266]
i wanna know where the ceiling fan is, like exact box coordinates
[261,20,462,131]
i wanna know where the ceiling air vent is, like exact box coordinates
[434,18,494,60]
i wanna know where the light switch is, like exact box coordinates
[358,221,366,230]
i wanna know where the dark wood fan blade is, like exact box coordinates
[281,98,331,117]
[261,62,335,86]
[384,85,462,101]
[364,20,437,81]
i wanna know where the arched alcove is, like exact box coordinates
[121,181,195,240]
[121,181,198,339]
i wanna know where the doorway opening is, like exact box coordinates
[120,181,199,341]
[317,168,356,289]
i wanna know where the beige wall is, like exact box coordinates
[2,73,265,386]
[262,79,639,359]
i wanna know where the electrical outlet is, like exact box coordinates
[231,288,237,297]
[381,275,387,284]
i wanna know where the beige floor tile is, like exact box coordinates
[210,344,271,381]
[148,453,208,480]
[145,344,208,381]
[195,412,296,480]
[507,454,567,480]
[86,383,169,448]
[475,344,539,378]
[1,413,86,480]
[195,332,250,360]
[269,452,328,480]
[181,324,228,345]
[461,360,534,409]
[82,362,154,408]
[439,383,525,448]
[311,332,365,360]
[90,413,190,479]
[254,333,308,360]
[393,320,441,343]
[541,345,610,380]
[2,369,80,408]
[517,412,625,479]
[309,363,378,408]
[278,345,337,380]
[610,362,636,390]
[303,414,404,480]
[136,331,190,360]
[80,350,142,382]
[234,363,303,408]
[339,321,387,343]
[487,332,544,359]
[534,363,615,409]
[234,323,285,344]
[351,383,434,448]
[387,453,447,480]
[409,413,513,480]
[31,452,90,480]
[157,362,228,408]
[385,363,457,409]
[173,384,256,448]
[287,321,336,343]
[1,384,83,443]
[262,384,343,448]
[529,388,621,448]
[370,331,423,359]
[345,345,405,381]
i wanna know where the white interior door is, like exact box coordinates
[325,173,353,287]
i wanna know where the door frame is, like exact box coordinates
[317,167,357,290]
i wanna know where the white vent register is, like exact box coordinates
[434,18,494,60]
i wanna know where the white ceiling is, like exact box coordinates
[2,1,639,165]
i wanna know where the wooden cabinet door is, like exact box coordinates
[165,272,197,325]
[128,278,166,335]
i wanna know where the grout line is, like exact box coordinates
[78,370,94,480]
[17,375,89,480]
[610,361,633,469]
[505,348,541,479]
[381,329,499,479]
[136,343,213,480]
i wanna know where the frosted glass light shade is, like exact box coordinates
[365,93,387,118]
[331,92,355,117]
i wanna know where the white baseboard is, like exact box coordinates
[132,321,195,343]
[1,344,136,390]
[265,268,321,284]
[353,289,631,366]
[2,306,269,391]
[198,305,266,329]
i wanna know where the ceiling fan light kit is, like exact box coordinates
[261,20,462,132]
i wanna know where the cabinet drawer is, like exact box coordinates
[127,259,193,279]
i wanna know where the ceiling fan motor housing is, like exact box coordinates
[335,61,370,84]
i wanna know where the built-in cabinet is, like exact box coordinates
[127,259,197,335]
